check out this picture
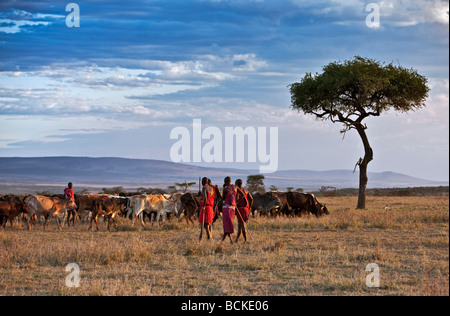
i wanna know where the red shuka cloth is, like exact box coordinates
[64,188,74,201]
[236,207,249,224]
[222,206,235,233]
[199,184,215,224]
[199,206,214,224]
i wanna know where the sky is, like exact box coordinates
[0,0,449,181]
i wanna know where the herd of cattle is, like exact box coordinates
[0,190,329,231]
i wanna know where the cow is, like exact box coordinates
[251,192,283,217]
[127,195,150,226]
[0,195,12,202]
[160,194,181,222]
[171,193,185,219]
[178,193,201,225]
[89,197,128,231]
[73,195,110,226]
[312,194,330,216]
[24,195,77,230]
[0,199,28,231]
[274,192,293,217]
[127,194,178,227]
[284,192,329,217]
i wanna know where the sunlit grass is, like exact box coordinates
[0,196,448,296]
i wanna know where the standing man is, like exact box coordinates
[208,178,222,224]
[221,177,236,244]
[64,182,75,201]
[235,179,253,243]
[199,177,215,241]
[221,177,245,244]
[64,182,76,227]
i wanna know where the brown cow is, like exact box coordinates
[89,197,128,231]
[0,199,28,231]
[24,195,77,230]
[284,192,329,217]
[274,192,293,217]
[71,194,109,226]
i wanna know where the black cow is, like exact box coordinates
[179,193,201,225]
[251,192,283,217]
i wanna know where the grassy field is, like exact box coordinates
[0,196,448,296]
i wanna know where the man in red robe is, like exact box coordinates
[199,177,215,241]
[64,182,75,201]
[235,179,253,243]
[208,178,222,224]
[221,177,246,244]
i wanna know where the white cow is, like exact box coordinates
[127,194,178,227]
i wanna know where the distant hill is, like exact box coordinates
[0,157,447,194]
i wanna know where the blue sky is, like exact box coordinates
[0,0,448,181]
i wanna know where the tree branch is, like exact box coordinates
[353,158,363,173]
[311,110,331,118]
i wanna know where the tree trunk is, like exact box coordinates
[358,160,369,209]
[356,125,373,209]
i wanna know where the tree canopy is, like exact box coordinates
[246,174,265,194]
[290,56,429,134]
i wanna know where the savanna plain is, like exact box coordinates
[0,196,448,296]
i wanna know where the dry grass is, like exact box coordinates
[0,196,448,296]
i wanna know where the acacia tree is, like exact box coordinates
[289,56,429,209]
[269,185,279,192]
[246,174,265,194]
[175,182,196,193]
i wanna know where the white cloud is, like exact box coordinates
[0,9,64,33]
[379,0,449,26]
[0,19,51,33]
[0,52,270,117]
[290,0,449,26]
